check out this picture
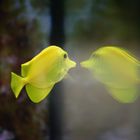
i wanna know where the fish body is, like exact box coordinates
[81,46,140,103]
[11,46,76,103]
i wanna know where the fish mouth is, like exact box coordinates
[80,60,91,69]
[67,59,76,69]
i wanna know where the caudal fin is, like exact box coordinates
[11,72,25,98]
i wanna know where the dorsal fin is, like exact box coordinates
[21,62,31,77]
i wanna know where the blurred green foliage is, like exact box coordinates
[30,0,49,13]
[66,0,140,43]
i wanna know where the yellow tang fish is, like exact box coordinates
[81,46,140,103]
[11,46,76,103]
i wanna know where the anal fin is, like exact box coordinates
[26,84,54,103]
[107,86,138,103]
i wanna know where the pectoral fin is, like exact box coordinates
[107,86,138,103]
[26,84,54,103]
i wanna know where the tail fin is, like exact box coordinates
[11,72,25,98]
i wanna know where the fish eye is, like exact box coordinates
[91,53,98,58]
[63,53,67,59]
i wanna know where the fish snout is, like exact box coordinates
[80,60,92,69]
[67,59,76,69]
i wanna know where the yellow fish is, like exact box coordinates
[11,46,76,103]
[81,46,140,103]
